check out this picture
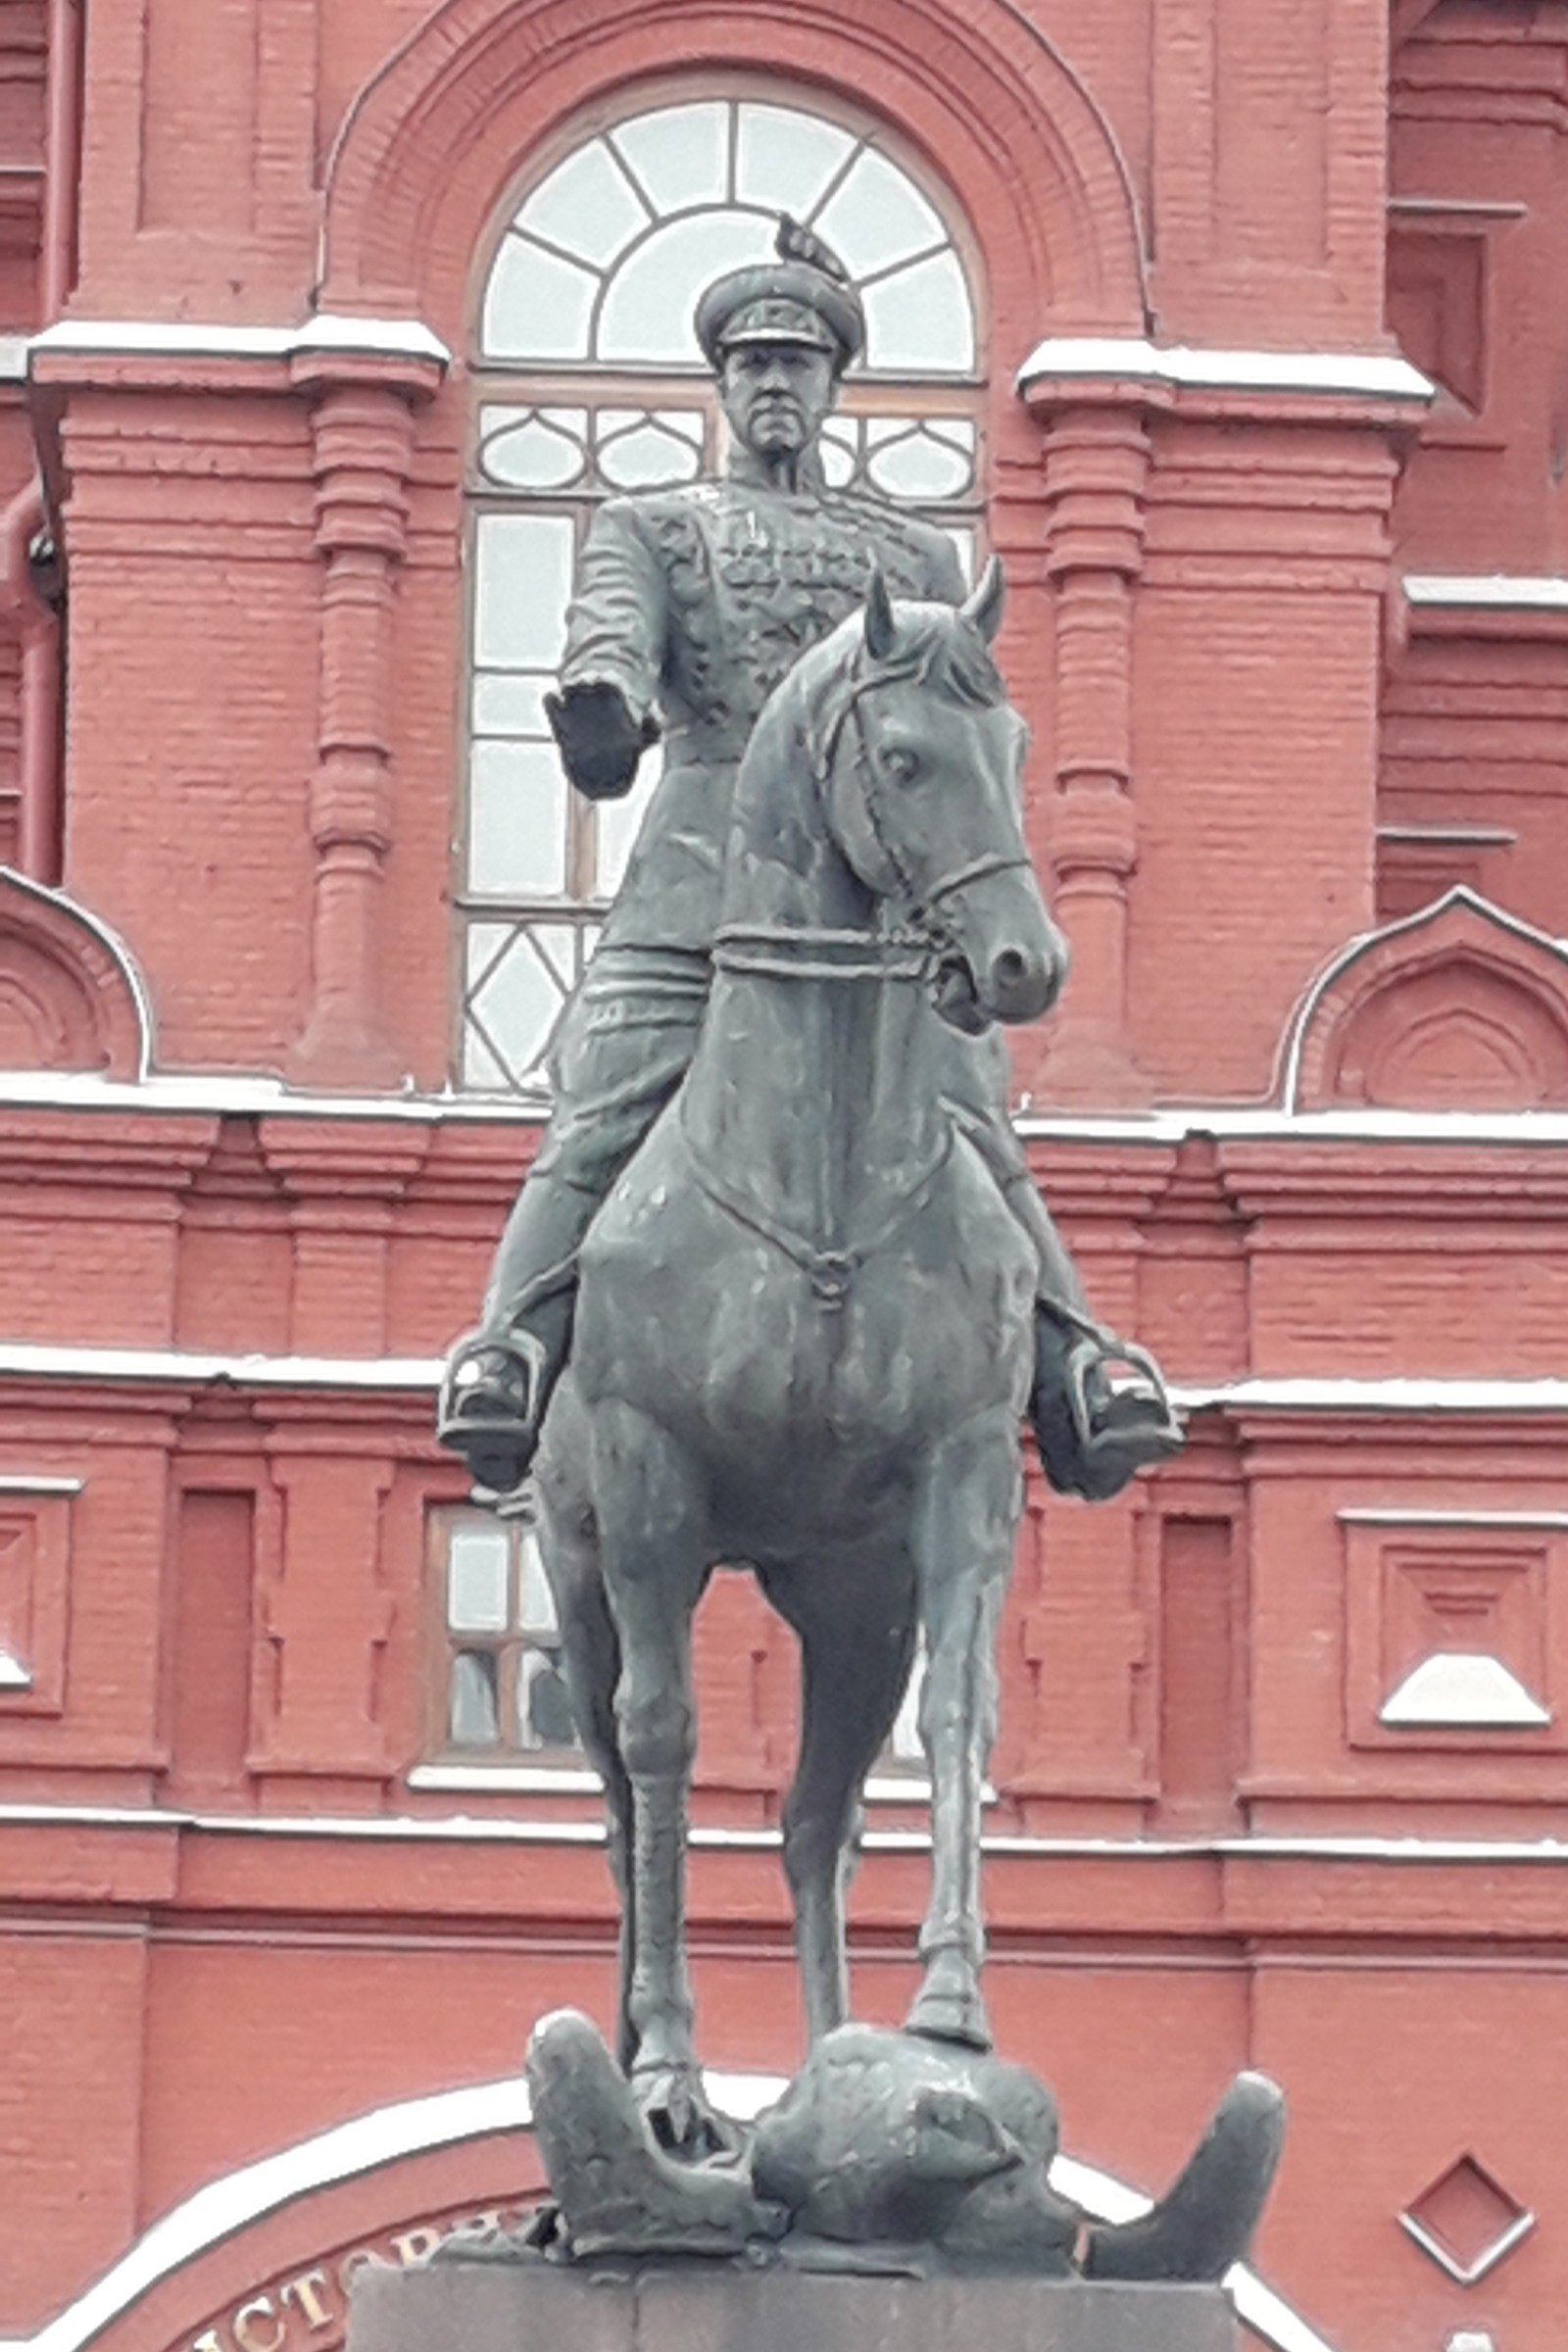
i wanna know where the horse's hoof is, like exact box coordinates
[633,2059,740,2159]
[905,1986,993,2052]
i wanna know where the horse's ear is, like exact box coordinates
[863,566,897,662]
[960,556,1004,645]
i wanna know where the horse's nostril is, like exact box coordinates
[994,950,1027,988]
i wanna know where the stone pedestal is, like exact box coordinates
[349,2255,1237,2352]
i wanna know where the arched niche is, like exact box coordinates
[0,868,151,1079]
[318,0,1149,356]
[1282,888,1568,1113]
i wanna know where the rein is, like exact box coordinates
[711,921,929,984]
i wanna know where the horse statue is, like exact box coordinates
[533,560,1063,2151]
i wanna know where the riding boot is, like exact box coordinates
[436,1175,598,1494]
[1030,1299,1184,1501]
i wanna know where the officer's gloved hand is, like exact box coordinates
[546,682,660,801]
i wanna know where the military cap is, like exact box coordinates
[695,215,865,373]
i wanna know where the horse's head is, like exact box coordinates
[815,562,1068,1033]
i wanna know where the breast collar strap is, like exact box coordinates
[679,1119,955,1308]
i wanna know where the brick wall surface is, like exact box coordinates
[1,9,1567,2352]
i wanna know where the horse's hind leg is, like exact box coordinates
[906,1411,1020,2051]
[773,1553,916,2044]
[588,1398,716,2151]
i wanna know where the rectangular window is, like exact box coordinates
[427,1504,581,1760]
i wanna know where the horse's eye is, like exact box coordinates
[880,746,919,784]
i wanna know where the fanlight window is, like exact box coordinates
[460,94,983,1094]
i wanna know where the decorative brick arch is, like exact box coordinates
[0,868,152,1080]
[1281,888,1568,1113]
[319,0,1150,355]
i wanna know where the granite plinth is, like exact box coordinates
[348,2255,1237,2352]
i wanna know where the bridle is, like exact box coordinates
[711,646,1031,986]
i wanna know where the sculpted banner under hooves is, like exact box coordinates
[431,220,1276,2283]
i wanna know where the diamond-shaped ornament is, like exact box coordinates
[1400,2153,1535,2283]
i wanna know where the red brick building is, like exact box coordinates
[0,6,1565,2351]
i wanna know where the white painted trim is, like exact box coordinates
[0,337,28,383]
[1340,1508,1568,1528]
[407,1764,974,1806]
[6,1804,1568,1868]
[0,1476,82,1494]
[1379,1652,1551,1729]
[29,313,451,368]
[1014,1103,1568,1142]
[1275,883,1568,1112]
[1180,1377,1568,1412]
[4,1345,1568,1414]
[0,1343,442,1389]
[0,869,156,1082]
[0,1651,30,1689]
[1405,572,1568,610]
[1017,335,1433,403]
[1,1351,1564,1412]
[1388,196,1527,220]
[1376,823,1517,845]
[407,1764,606,1795]
[0,2066,1335,2352]
[0,1069,548,1119]
[1399,2204,1536,2285]
[16,1061,1568,1146]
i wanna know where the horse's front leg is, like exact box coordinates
[906,1411,1021,2050]
[590,1398,719,2153]
[774,1547,917,2044]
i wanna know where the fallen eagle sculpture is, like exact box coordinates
[473,2010,1284,2282]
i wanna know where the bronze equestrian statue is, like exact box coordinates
[430,223,1281,2284]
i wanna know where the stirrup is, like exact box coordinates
[1064,1331,1184,1484]
[436,1327,549,1494]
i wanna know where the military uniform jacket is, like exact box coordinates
[560,452,965,953]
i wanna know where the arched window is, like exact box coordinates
[459,91,983,1093]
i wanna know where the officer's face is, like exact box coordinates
[719,342,838,459]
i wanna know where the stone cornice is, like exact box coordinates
[30,313,450,368]
[1017,337,1434,430]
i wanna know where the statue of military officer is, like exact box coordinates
[439,219,1181,1502]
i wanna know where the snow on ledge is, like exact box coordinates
[1177,1376,1568,1413]
[1016,336,1433,402]
[16,1064,1568,1146]
[1380,1652,1551,1729]
[1404,573,1568,609]
[0,1342,442,1389]
[29,314,451,368]
[0,1069,548,1119]
[1,1348,1565,1412]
